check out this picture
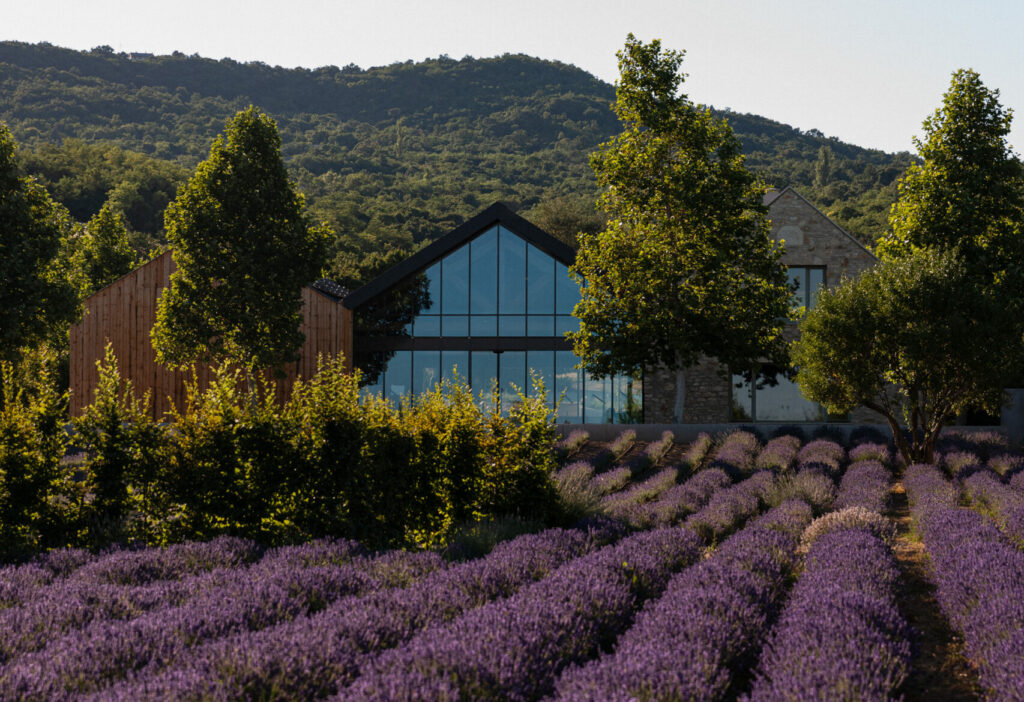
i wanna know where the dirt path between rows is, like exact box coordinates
[888,481,982,701]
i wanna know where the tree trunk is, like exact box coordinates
[674,367,686,423]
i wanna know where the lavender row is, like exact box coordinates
[553,430,589,464]
[591,429,637,471]
[0,545,451,700]
[91,525,616,701]
[746,527,911,701]
[755,434,801,472]
[905,463,1024,699]
[633,467,733,528]
[963,470,1024,546]
[341,527,705,701]
[679,431,713,472]
[0,536,264,607]
[685,470,776,541]
[554,523,802,701]
[848,441,892,466]
[796,438,845,479]
[600,467,679,524]
[834,459,891,513]
[707,430,761,477]
[0,539,412,665]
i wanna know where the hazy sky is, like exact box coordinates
[5,0,1023,154]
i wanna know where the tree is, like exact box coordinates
[0,123,78,362]
[570,36,792,421]
[795,69,1024,463]
[75,202,137,296]
[151,106,331,377]
[877,69,1024,271]
[793,248,1015,464]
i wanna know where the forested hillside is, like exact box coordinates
[0,41,915,281]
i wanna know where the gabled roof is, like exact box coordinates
[344,202,575,309]
[768,186,878,260]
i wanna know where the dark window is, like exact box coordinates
[787,266,826,313]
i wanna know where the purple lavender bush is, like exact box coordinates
[90,527,601,701]
[848,442,892,466]
[835,459,891,513]
[707,430,761,478]
[679,432,713,472]
[755,435,801,473]
[639,467,733,527]
[905,467,1024,700]
[685,470,775,541]
[745,528,911,701]
[341,528,704,701]
[553,526,798,702]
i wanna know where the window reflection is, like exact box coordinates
[470,227,498,314]
[732,366,826,422]
[364,347,640,423]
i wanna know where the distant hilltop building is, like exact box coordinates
[70,189,878,425]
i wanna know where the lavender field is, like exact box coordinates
[1,428,1022,700]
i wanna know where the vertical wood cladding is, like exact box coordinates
[69,250,353,418]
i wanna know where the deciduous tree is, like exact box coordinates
[0,123,78,362]
[570,36,791,420]
[796,69,1024,463]
[151,107,331,378]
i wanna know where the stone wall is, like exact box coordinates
[643,187,879,424]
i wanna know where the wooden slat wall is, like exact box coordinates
[69,250,354,419]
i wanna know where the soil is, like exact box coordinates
[888,481,983,701]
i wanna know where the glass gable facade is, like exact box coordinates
[402,226,580,338]
[357,224,641,423]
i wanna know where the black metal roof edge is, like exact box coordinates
[343,202,576,309]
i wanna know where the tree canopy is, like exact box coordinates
[795,69,1024,463]
[570,35,792,421]
[0,40,914,266]
[0,123,78,362]
[151,107,331,375]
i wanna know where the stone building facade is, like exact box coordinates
[643,186,879,424]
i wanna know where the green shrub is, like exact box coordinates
[163,365,298,544]
[73,345,169,545]
[0,356,67,559]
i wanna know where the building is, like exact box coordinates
[71,190,874,425]
[345,203,642,424]
[641,187,879,423]
[69,250,352,418]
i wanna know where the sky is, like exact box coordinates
[4,0,1024,155]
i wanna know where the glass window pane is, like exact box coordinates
[498,226,526,314]
[788,266,804,309]
[441,350,469,385]
[527,245,555,314]
[808,268,825,309]
[583,372,609,423]
[414,315,440,337]
[500,351,526,413]
[423,263,441,313]
[555,351,582,423]
[471,351,498,404]
[413,350,440,396]
[754,373,824,422]
[499,315,526,336]
[615,373,641,423]
[555,315,579,335]
[442,244,470,314]
[526,350,555,407]
[527,315,555,337]
[470,227,498,314]
[470,315,498,336]
[441,315,469,336]
[555,262,579,315]
[731,374,753,421]
[385,351,412,406]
